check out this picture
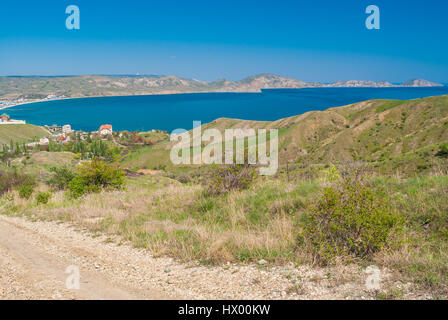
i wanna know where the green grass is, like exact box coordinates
[375,100,407,113]
[7,151,77,178]
[0,124,49,145]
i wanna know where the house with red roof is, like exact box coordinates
[0,113,11,123]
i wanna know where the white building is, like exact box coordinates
[62,124,72,135]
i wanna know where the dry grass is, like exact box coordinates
[0,174,314,264]
[1,168,447,297]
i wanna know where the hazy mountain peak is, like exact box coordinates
[402,79,444,87]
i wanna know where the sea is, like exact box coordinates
[5,87,448,132]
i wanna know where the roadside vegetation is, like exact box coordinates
[1,157,447,297]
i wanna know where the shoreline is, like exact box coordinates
[0,90,263,111]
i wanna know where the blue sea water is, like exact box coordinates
[6,87,448,132]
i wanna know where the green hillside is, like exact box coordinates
[0,124,49,145]
[122,95,448,174]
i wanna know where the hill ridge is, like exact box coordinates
[0,74,443,100]
[124,95,448,175]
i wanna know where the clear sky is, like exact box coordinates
[0,0,447,82]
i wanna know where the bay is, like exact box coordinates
[6,87,448,132]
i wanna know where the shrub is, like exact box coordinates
[176,173,192,184]
[18,184,34,199]
[36,191,51,204]
[436,143,448,158]
[0,169,35,196]
[67,176,88,199]
[301,178,403,263]
[47,166,76,190]
[205,164,257,195]
[68,160,125,198]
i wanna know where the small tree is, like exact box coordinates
[47,166,76,190]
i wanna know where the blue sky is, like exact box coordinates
[0,0,447,82]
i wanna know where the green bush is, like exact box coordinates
[68,160,125,198]
[436,143,448,158]
[301,178,403,263]
[18,184,34,199]
[47,166,76,190]
[67,176,90,199]
[205,164,257,195]
[36,191,51,204]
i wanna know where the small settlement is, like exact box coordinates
[0,94,66,109]
[29,124,114,147]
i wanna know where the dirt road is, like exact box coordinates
[0,215,172,299]
[0,214,430,300]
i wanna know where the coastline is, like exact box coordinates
[0,90,260,111]
[2,85,447,112]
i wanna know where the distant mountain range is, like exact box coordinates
[0,74,444,100]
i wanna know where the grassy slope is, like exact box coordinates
[0,124,49,145]
[122,95,448,174]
